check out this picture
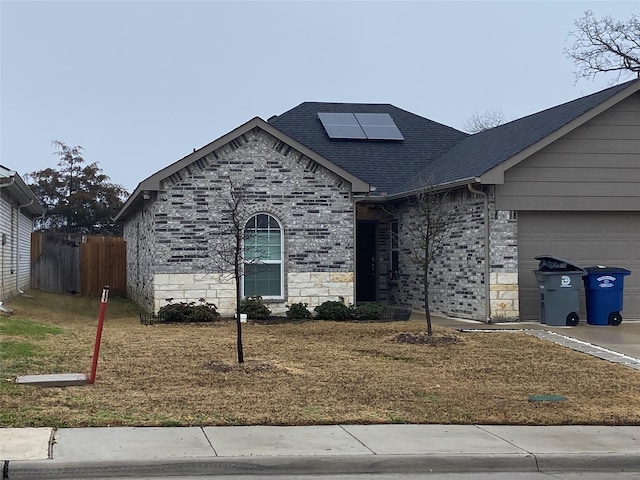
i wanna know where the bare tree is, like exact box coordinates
[405,187,456,336]
[209,174,250,364]
[463,109,505,134]
[208,170,277,363]
[565,10,640,82]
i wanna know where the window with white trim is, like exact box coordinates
[243,213,283,298]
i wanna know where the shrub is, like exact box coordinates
[314,300,351,321]
[350,303,384,321]
[240,296,271,320]
[157,299,220,323]
[286,302,312,319]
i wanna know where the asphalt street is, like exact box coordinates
[72,473,640,479]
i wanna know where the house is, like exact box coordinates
[0,166,46,303]
[116,79,640,322]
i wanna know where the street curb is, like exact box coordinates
[8,453,539,478]
[8,454,640,478]
[535,453,640,472]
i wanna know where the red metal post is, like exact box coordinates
[89,286,110,384]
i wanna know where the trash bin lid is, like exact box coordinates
[535,255,585,273]
[584,266,631,276]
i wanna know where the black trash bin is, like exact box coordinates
[533,255,586,326]
[583,266,631,326]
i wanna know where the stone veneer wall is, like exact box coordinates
[123,128,355,316]
[488,207,519,320]
[153,271,354,315]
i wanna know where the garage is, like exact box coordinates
[518,211,640,322]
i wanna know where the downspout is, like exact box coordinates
[16,199,34,294]
[468,183,492,323]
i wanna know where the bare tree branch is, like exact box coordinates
[463,109,505,134]
[403,185,456,336]
[565,10,640,82]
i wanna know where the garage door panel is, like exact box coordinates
[518,212,640,321]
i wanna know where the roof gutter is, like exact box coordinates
[0,176,16,190]
[468,181,492,323]
[368,177,479,203]
[0,172,45,216]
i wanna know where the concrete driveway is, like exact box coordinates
[425,314,640,360]
[538,320,640,359]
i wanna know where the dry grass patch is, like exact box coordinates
[2,290,640,427]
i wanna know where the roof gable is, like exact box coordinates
[116,117,371,221]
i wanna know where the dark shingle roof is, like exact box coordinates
[268,102,468,194]
[399,79,640,193]
[270,80,639,196]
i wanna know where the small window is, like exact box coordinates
[243,213,283,298]
[390,220,399,280]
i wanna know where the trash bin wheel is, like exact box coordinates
[566,312,579,326]
[608,312,622,326]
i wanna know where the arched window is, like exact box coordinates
[243,213,283,298]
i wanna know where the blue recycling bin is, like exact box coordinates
[583,266,631,326]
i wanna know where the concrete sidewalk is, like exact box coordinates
[3,424,640,478]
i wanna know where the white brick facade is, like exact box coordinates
[376,187,519,322]
[123,129,355,316]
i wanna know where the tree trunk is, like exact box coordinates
[235,276,244,363]
[424,264,433,336]
[234,241,244,364]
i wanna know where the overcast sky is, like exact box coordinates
[2,0,638,193]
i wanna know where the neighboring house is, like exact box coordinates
[116,79,640,322]
[0,166,46,302]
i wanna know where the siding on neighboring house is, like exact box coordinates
[0,189,14,300]
[16,213,32,293]
[123,129,355,315]
[0,190,34,298]
[0,170,44,301]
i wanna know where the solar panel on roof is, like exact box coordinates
[317,112,404,140]
[317,112,367,139]
[354,113,405,140]
[353,113,394,126]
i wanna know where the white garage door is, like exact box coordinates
[518,212,640,322]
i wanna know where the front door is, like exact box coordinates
[356,222,377,302]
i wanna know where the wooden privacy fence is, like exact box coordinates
[31,233,126,297]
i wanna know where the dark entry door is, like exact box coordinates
[356,222,377,302]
